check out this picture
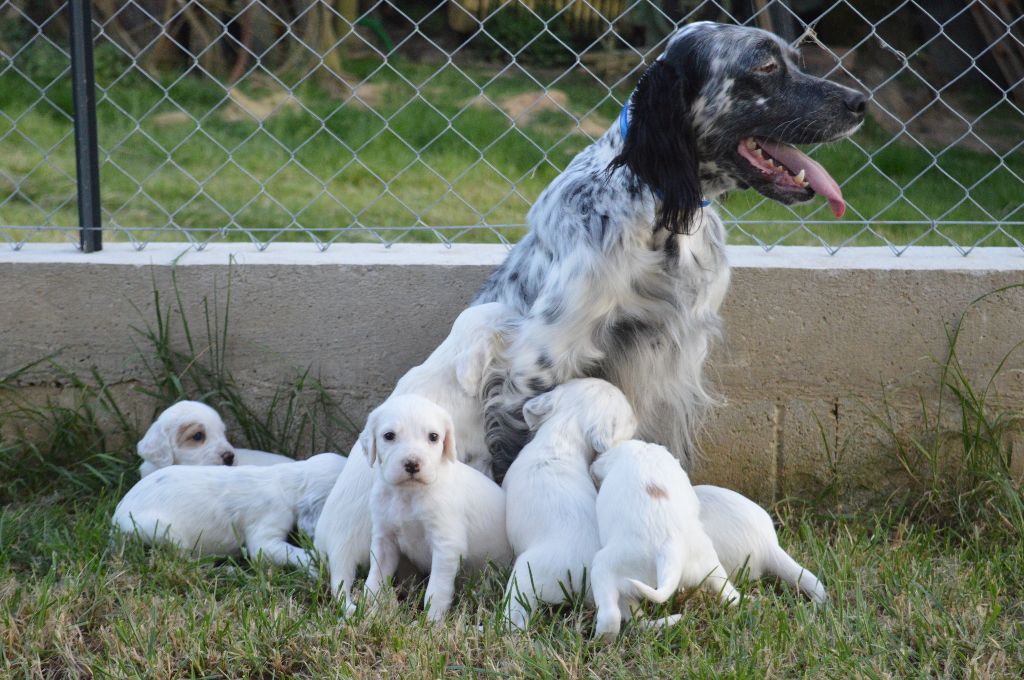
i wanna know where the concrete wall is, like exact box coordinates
[3,243,1023,503]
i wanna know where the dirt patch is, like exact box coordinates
[346,82,386,109]
[578,113,611,137]
[221,87,300,123]
[467,89,570,123]
[151,111,192,127]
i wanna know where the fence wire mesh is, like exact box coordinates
[0,0,1022,252]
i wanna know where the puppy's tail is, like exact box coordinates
[767,545,828,604]
[624,548,684,604]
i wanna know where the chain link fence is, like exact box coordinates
[1,1,1022,253]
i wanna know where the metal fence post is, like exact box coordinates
[68,0,101,253]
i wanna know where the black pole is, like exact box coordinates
[68,0,102,252]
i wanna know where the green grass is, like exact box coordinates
[3,492,1021,677]
[2,55,1022,248]
[1,277,1023,676]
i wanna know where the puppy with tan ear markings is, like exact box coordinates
[500,378,637,631]
[359,395,512,621]
[137,401,295,477]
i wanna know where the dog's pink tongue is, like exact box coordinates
[757,140,846,217]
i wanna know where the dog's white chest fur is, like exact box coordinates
[373,485,439,572]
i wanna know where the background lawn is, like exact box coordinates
[2,51,1022,250]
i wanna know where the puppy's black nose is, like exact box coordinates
[221,450,235,466]
[844,89,868,115]
[404,460,420,475]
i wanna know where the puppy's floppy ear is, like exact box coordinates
[609,54,703,235]
[587,408,638,454]
[589,453,612,487]
[455,332,496,397]
[522,391,555,431]
[441,411,458,463]
[359,412,379,466]
[137,417,173,468]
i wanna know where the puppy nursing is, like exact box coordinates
[695,485,828,604]
[137,400,294,477]
[113,452,346,570]
[590,440,740,640]
[501,379,637,630]
[361,395,512,620]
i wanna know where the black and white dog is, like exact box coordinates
[475,21,867,480]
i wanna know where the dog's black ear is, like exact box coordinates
[610,59,703,234]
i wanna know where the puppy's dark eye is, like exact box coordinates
[383,431,396,442]
[753,60,777,75]
[428,432,439,443]
[192,431,205,442]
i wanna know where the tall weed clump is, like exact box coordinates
[0,266,355,503]
[869,284,1024,539]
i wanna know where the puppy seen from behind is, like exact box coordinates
[359,395,512,621]
[589,440,740,641]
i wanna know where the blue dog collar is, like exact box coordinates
[619,101,711,208]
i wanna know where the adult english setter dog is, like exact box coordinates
[475,21,867,480]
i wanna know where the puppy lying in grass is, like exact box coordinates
[137,400,296,477]
[359,395,512,621]
[590,440,740,641]
[695,485,828,604]
[113,452,346,571]
[501,378,637,630]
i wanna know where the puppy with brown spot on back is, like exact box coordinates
[645,483,668,500]
[589,439,739,641]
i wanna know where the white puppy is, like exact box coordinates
[501,378,637,630]
[695,485,827,604]
[589,440,740,641]
[137,401,295,477]
[360,395,512,620]
[314,302,517,606]
[113,452,346,570]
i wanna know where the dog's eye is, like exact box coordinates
[753,60,777,75]
[428,432,439,443]
[383,431,396,442]
[191,431,205,442]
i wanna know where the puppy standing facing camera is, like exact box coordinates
[137,401,295,477]
[501,378,637,630]
[695,485,828,604]
[361,395,512,621]
[590,440,740,641]
[113,452,346,570]
[315,302,518,607]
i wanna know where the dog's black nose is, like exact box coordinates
[221,450,235,466]
[844,90,868,115]
[404,460,420,475]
